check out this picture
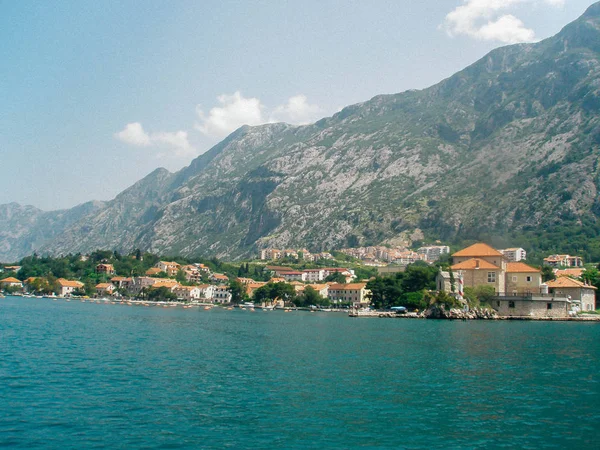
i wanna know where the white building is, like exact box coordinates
[500,248,527,262]
[417,245,450,262]
[212,286,232,303]
[302,269,325,282]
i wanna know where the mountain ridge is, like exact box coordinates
[1,3,599,262]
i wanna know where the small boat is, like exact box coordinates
[241,302,255,309]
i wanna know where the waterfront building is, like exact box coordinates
[212,285,232,303]
[446,243,576,318]
[0,277,23,290]
[327,283,369,307]
[451,243,507,295]
[56,278,83,296]
[505,262,542,296]
[546,276,597,312]
[173,285,203,301]
[95,283,116,296]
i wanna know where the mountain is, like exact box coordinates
[1,3,600,262]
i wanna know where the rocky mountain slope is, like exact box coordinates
[1,3,600,262]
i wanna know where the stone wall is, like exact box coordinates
[492,298,569,318]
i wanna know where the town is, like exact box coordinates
[0,243,598,319]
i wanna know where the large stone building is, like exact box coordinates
[443,243,575,318]
[451,243,507,295]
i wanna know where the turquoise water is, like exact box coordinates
[0,296,598,449]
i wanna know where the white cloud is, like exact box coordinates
[114,122,151,147]
[442,0,565,44]
[195,91,325,138]
[195,91,265,138]
[115,123,196,157]
[269,94,324,125]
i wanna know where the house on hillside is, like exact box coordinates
[155,261,181,277]
[96,263,115,275]
[209,273,229,284]
[279,271,303,282]
[543,254,584,267]
[499,248,527,262]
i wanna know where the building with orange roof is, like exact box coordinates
[209,273,229,284]
[546,277,596,312]
[95,283,116,296]
[327,283,369,307]
[173,285,204,301]
[505,262,542,296]
[554,268,586,279]
[543,254,583,268]
[151,279,179,290]
[246,282,267,298]
[145,267,163,276]
[155,261,181,277]
[450,243,507,295]
[56,278,84,296]
[96,263,115,275]
[1,277,23,290]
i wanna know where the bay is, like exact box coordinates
[0,296,598,449]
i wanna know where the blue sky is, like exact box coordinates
[0,0,594,210]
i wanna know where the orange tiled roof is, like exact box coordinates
[451,258,500,270]
[146,268,162,275]
[329,283,366,290]
[212,273,229,279]
[1,277,22,283]
[57,278,84,288]
[546,277,597,290]
[506,262,540,273]
[452,243,503,257]
[95,283,114,289]
[555,268,585,278]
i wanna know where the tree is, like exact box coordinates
[229,280,246,304]
[296,286,330,307]
[175,270,187,284]
[541,265,556,282]
[148,286,177,302]
[324,272,346,283]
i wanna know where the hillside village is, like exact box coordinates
[0,243,597,317]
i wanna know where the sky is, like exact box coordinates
[0,0,595,210]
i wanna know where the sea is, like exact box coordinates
[0,296,598,449]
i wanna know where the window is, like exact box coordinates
[547,303,552,310]
[526,276,532,282]
[497,301,500,307]
[509,301,515,308]
[512,276,517,282]
[487,272,496,283]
